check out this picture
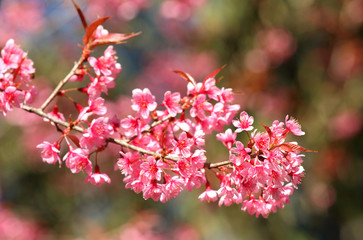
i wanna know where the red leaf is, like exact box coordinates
[93,32,141,46]
[72,0,87,30]
[279,143,317,153]
[203,64,226,83]
[261,124,273,141]
[68,135,81,148]
[83,16,111,45]
[173,70,196,86]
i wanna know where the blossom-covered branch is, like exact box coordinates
[0,8,314,218]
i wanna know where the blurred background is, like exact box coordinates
[0,0,362,239]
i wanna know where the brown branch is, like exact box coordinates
[40,53,87,111]
[21,104,180,162]
[205,160,232,169]
[22,104,234,168]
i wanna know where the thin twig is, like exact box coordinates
[40,55,87,111]
[206,160,232,169]
[21,104,180,162]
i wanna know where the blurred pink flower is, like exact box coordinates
[257,28,296,66]
[329,110,362,140]
[0,208,46,240]
[85,172,111,186]
[309,182,336,210]
[0,0,44,44]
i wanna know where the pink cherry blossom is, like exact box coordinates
[160,175,184,202]
[93,25,109,39]
[88,46,121,77]
[143,181,163,201]
[117,151,141,175]
[190,94,213,120]
[198,184,218,202]
[63,146,92,175]
[36,141,61,166]
[200,78,220,100]
[183,170,206,192]
[230,141,251,166]
[162,91,182,117]
[131,88,157,119]
[232,111,254,132]
[120,115,149,137]
[171,132,194,157]
[218,87,234,103]
[285,115,305,136]
[87,75,116,98]
[139,156,167,184]
[80,117,114,150]
[44,105,65,125]
[1,39,24,70]
[78,97,107,121]
[216,128,236,150]
[85,172,111,186]
[0,86,24,116]
[241,197,273,218]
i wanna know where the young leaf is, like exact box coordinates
[278,143,317,153]
[203,64,226,83]
[93,32,141,46]
[68,134,81,148]
[72,0,88,30]
[173,70,196,86]
[261,124,273,141]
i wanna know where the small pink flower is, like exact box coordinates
[232,111,254,132]
[140,156,167,184]
[117,151,141,175]
[183,170,206,192]
[241,197,273,218]
[143,181,162,201]
[36,141,61,165]
[131,88,157,119]
[161,175,184,202]
[198,184,218,202]
[0,86,24,115]
[87,76,116,98]
[1,39,24,70]
[218,87,234,103]
[80,117,114,150]
[1,39,35,82]
[78,97,107,121]
[93,25,109,39]
[162,91,182,117]
[63,146,92,175]
[285,115,305,136]
[85,172,111,186]
[44,105,65,125]
[190,94,213,120]
[88,46,121,77]
[120,115,149,137]
[253,132,270,151]
[171,132,194,157]
[230,141,251,166]
[216,128,236,150]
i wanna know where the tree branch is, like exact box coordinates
[21,104,180,162]
[40,54,87,111]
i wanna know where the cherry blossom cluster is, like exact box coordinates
[0,11,311,218]
[37,25,125,186]
[199,113,307,217]
[0,39,36,116]
[117,72,239,202]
